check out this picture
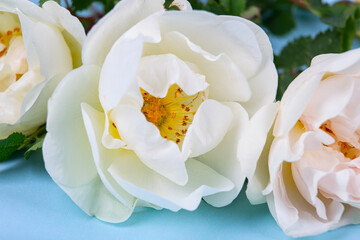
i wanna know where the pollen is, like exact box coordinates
[320,120,360,160]
[141,84,206,147]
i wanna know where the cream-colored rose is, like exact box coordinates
[258,49,360,237]
[0,0,85,138]
[43,0,278,222]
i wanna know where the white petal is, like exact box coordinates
[303,75,355,128]
[55,178,134,223]
[81,103,136,208]
[0,0,57,27]
[0,70,50,138]
[240,59,278,116]
[16,10,39,70]
[274,70,323,137]
[244,102,279,204]
[82,0,165,66]
[31,21,73,79]
[42,1,85,68]
[137,54,208,97]
[182,99,233,158]
[43,65,102,187]
[219,16,277,115]
[111,104,188,185]
[143,31,252,102]
[159,11,262,78]
[108,156,233,211]
[309,48,360,76]
[99,36,143,112]
[200,102,249,207]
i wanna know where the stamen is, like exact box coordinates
[141,84,205,147]
[0,27,21,57]
[321,120,360,160]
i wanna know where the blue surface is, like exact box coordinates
[1,151,360,239]
[2,1,360,239]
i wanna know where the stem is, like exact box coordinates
[64,0,71,9]
[18,125,47,150]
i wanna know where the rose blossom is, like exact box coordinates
[255,49,360,237]
[0,0,85,138]
[43,0,278,222]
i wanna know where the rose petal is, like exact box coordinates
[111,104,189,185]
[182,99,233,158]
[55,177,134,223]
[303,75,355,128]
[108,156,233,211]
[159,11,262,78]
[274,70,323,137]
[82,0,165,66]
[43,65,102,187]
[143,31,252,102]
[137,54,208,98]
[244,102,278,204]
[81,102,136,208]
[31,21,73,79]
[42,1,85,68]
[200,102,249,207]
[99,36,143,112]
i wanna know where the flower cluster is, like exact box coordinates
[2,0,360,237]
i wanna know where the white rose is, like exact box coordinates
[43,0,278,222]
[260,49,360,237]
[0,0,85,138]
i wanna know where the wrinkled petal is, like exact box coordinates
[108,156,233,211]
[143,31,252,102]
[159,11,262,78]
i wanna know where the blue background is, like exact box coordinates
[1,1,360,239]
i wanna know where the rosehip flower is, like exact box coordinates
[43,0,277,222]
[0,0,85,138]
[261,49,360,237]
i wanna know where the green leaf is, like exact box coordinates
[307,0,360,28]
[263,1,296,35]
[275,29,342,69]
[188,0,206,10]
[24,137,44,160]
[220,0,246,16]
[39,0,60,6]
[204,0,229,15]
[341,16,356,52]
[0,133,26,162]
[71,0,93,11]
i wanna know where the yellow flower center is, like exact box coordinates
[141,84,205,146]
